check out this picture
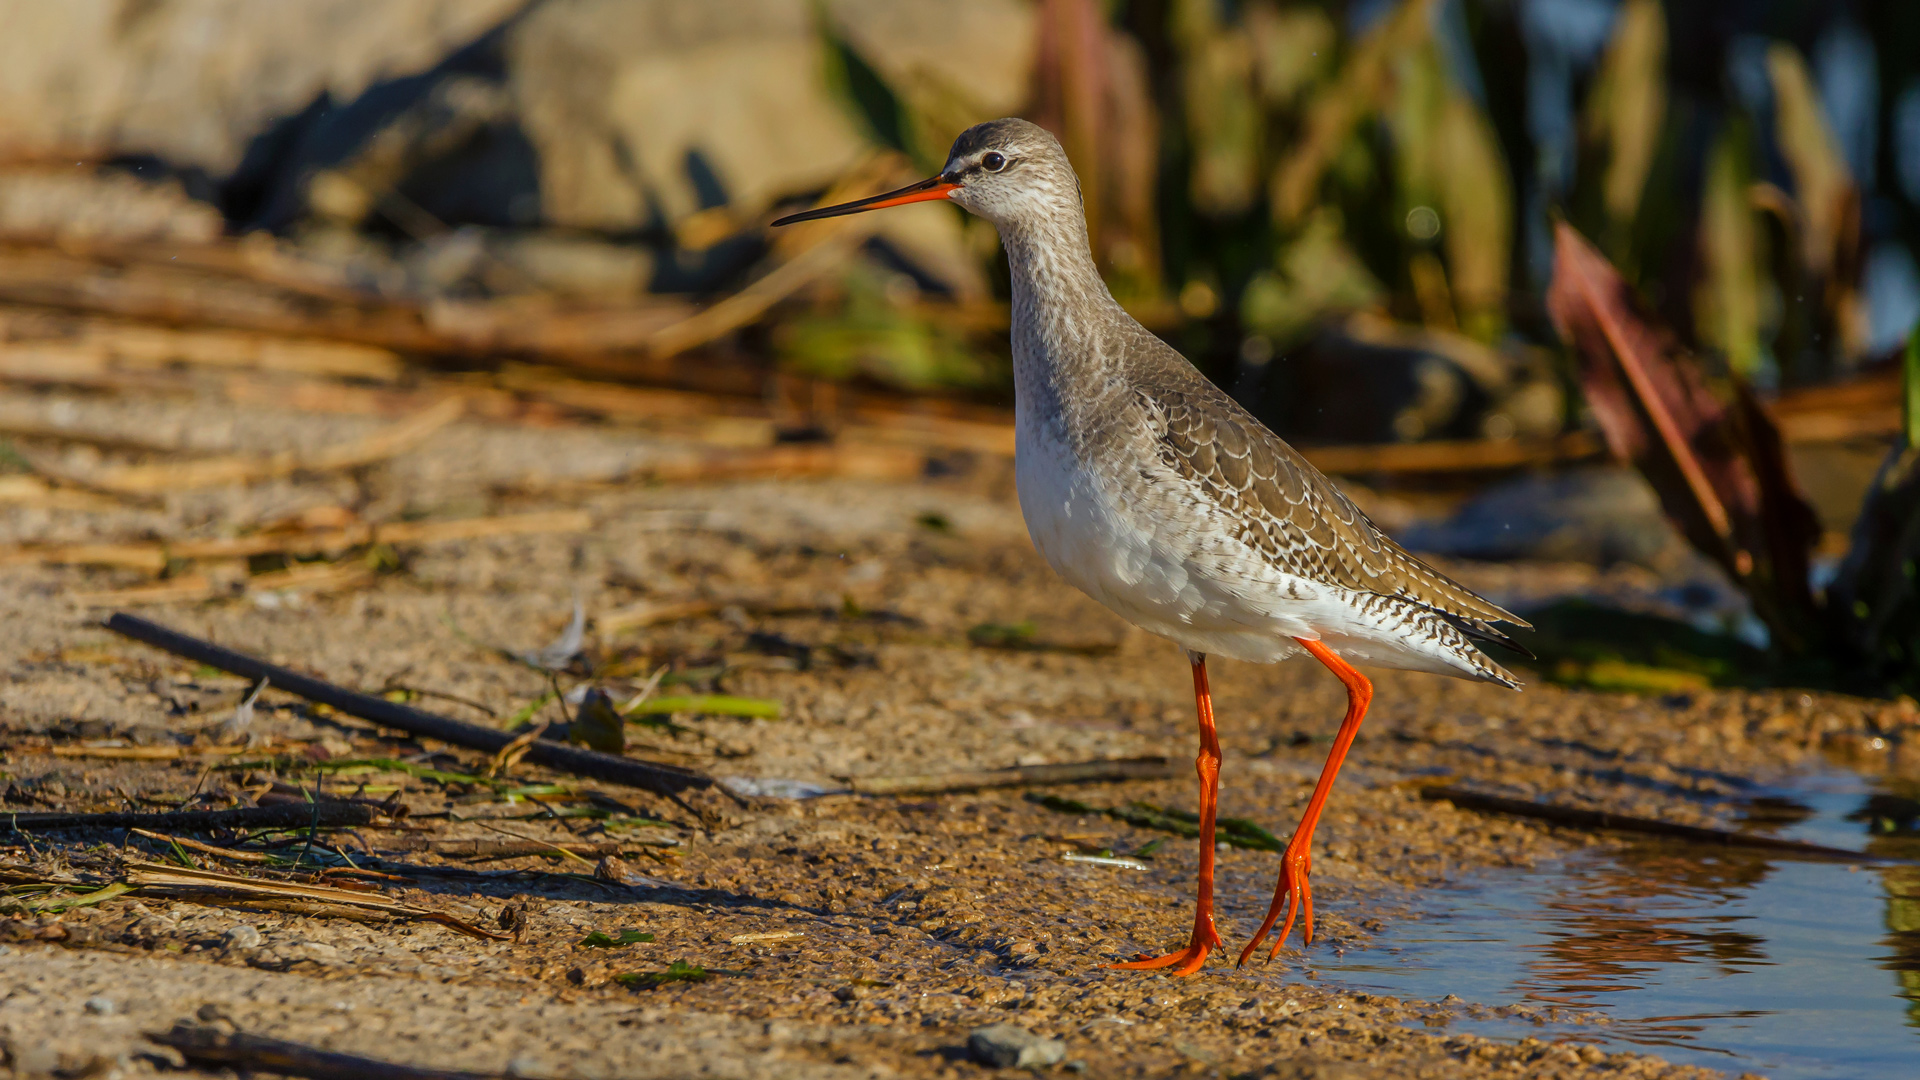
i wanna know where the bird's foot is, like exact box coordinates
[1112,916,1223,977]
[1236,843,1313,966]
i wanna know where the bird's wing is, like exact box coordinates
[1134,374,1530,636]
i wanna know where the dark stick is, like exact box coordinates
[844,756,1177,795]
[104,613,711,797]
[381,838,661,860]
[1420,786,1888,862]
[151,1023,512,1080]
[3,803,374,834]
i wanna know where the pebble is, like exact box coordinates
[967,1023,1066,1068]
[8,1043,59,1075]
[83,996,115,1015]
[222,925,264,950]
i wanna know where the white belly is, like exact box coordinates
[1014,405,1313,663]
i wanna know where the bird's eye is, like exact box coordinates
[981,151,1008,172]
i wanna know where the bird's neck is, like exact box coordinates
[998,210,1121,405]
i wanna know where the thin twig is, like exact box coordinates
[466,820,597,868]
[844,757,1176,796]
[2,804,375,834]
[103,613,713,797]
[128,829,274,864]
[1420,786,1896,862]
[483,720,550,780]
[380,680,497,719]
[383,837,672,860]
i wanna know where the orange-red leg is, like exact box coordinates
[1112,652,1224,977]
[1237,638,1372,967]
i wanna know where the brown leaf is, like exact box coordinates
[1547,222,1821,649]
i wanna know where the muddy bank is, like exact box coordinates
[3,391,1912,1079]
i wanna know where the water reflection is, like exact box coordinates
[1528,850,1770,993]
[1885,863,1920,1030]
[1307,773,1920,1080]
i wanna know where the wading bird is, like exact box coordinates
[774,119,1527,975]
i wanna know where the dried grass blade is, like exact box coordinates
[46,397,461,494]
[123,860,507,940]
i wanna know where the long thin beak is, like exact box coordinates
[771,175,959,227]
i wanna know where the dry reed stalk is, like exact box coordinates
[643,156,913,360]
[1298,431,1605,475]
[50,744,257,760]
[0,541,168,571]
[69,562,373,607]
[3,510,593,573]
[595,599,722,635]
[46,396,462,494]
[69,574,214,606]
[124,860,509,939]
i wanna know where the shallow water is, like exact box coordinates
[1309,772,1920,1079]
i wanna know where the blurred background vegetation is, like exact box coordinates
[2,0,1917,684]
[8,1,1915,427]
[1015,0,1919,446]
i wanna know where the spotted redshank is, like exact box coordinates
[774,119,1528,974]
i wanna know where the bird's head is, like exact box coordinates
[772,118,1078,231]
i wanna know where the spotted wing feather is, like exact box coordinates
[1139,380,1529,637]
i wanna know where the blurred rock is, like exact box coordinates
[967,1023,1065,1068]
[221,925,264,951]
[507,0,1021,298]
[510,0,1032,230]
[401,228,656,302]
[402,227,492,296]
[260,74,528,234]
[0,0,1013,304]
[1252,324,1482,445]
[824,0,1038,163]
[0,168,222,243]
[1396,466,1689,568]
[508,0,868,232]
[0,0,521,172]
[490,232,656,302]
[1247,314,1562,446]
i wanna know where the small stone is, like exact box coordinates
[967,1023,1066,1069]
[125,914,177,943]
[9,1042,59,1076]
[506,1055,549,1078]
[594,855,674,889]
[222,925,263,950]
[83,995,115,1015]
[286,940,339,964]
